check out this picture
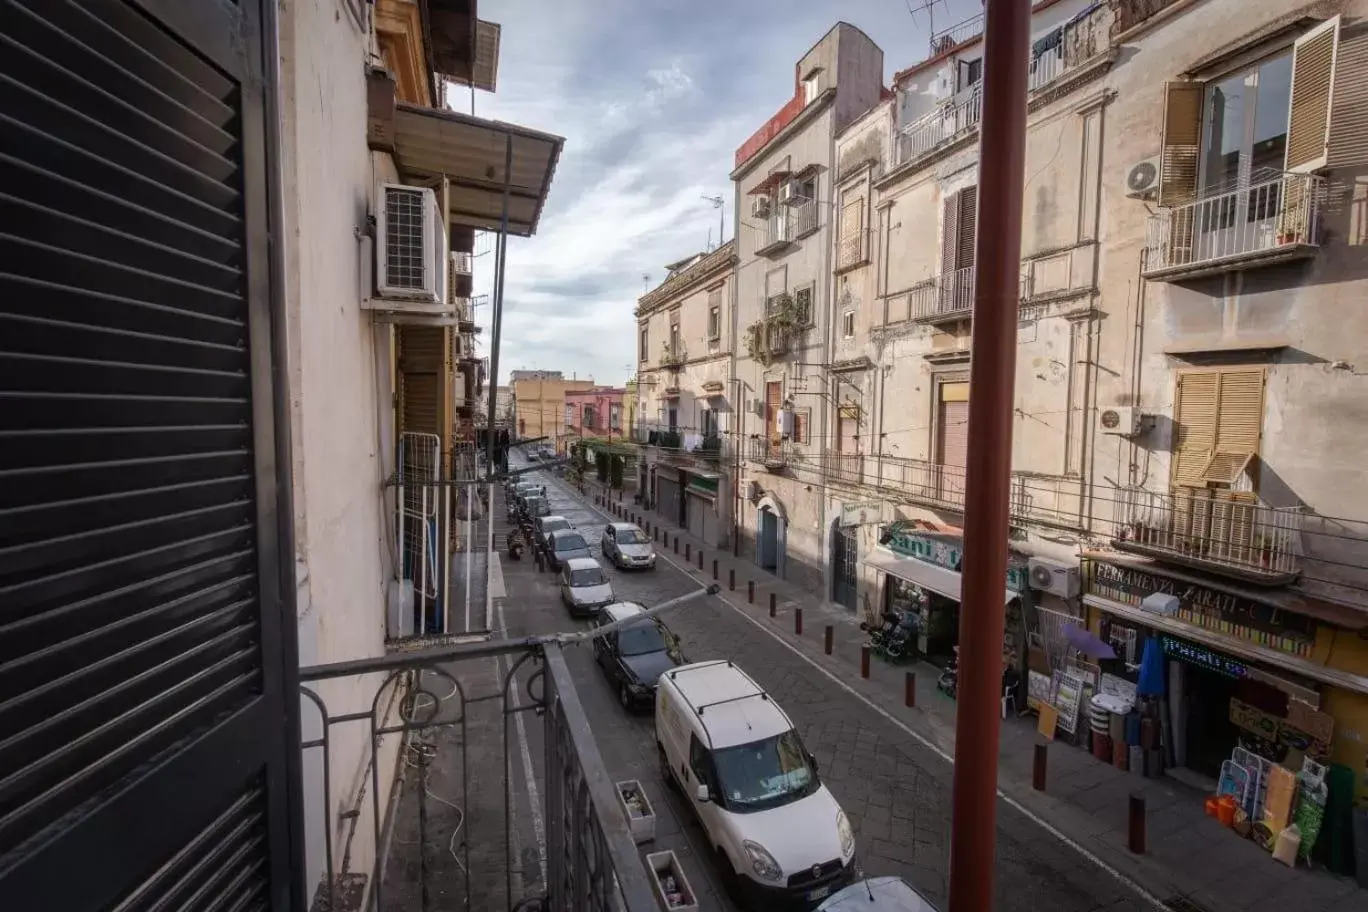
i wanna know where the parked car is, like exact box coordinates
[601,522,656,570]
[559,557,614,618]
[522,495,551,518]
[656,661,856,909]
[536,515,573,549]
[817,877,939,912]
[546,528,592,570]
[591,603,685,710]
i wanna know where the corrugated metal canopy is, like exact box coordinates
[392,103,564,236]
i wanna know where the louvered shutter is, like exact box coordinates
[399,327,443,437]
[1157,82,1204,207]
[0,1,296,909]
[956,185,978,270]
[1171,372,1219,487]
[1204,369,1265,485]
[941,191,960,278]
[1286,16,1339,173]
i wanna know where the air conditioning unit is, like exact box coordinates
[1097,406,1143,437]
[778,180,799,205]
[1028,557,1081,599]
[1125,156,1161,198]
[373,183,448,305]
[751,196,772,219]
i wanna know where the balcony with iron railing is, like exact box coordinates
[929,13,984,55]
[908,266,975,322]
[659,342,687,369]
[1027,4,1112,94]
[1144,172,1325,280]
[892,85,982,170]
[747,436,792,470]
[1112,485,1303,584]
[755,210,795,256]
[693,433,724,460]
[1112,0,1184,35]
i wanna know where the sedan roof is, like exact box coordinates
[564,557,601,572]
[608,522,642,532]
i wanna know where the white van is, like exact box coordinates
[655,661,856,908]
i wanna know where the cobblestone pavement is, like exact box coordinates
[501,464,1160,912]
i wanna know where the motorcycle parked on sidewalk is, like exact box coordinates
[859,610,918,663]
[506,530,525,561]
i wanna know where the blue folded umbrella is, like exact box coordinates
[1137,636,1166,696]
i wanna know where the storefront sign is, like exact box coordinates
[1230,698,1282,740]
[884,529,1029,592]
[841,501,884,527]
[1088,560,1315,658]
[1162,635,1249,679]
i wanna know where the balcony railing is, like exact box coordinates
[747,436,792,469]
[908,266,975,321]
[892,85,982,169]
[930,13,984,55]
[836,229,870,272]
[790,198,818,236]
[694,433,724,459]
[659,343,686,369]
[452,250,474,275]
[1145,172,1324,278]
[1112,0,1183,35]
[300,637,660,912]
[756,211,795,255]
[1028,5,1110,93]
[824,449,864,486]
[1112,486,1303,583]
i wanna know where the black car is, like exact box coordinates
[591,603,685,710]
[546,529,592,570]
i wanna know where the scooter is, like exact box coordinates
[506,530,525,561]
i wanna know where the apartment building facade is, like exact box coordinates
[636,241,738,547]
[511,371,595,447]
[565,385,627,440]
[730,23,886,589]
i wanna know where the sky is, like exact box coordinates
[458,0,985,387]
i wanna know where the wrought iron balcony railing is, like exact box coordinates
[892,85,982,169]
[929,13,984,54]
[1112,485,1302,583]
[1027,4,1110,93]
[1112,0,1183,35]
[824,449,864,486]
[747,436,792,469]
[908,266,975,321]
[836,228,870,273]
[1144,172,1325,278]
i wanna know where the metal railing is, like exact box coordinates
[1145,172,1324,274]
[659,344,686,369]
[790,199,818,236]
[1112,0,1182,35]
[836,229,869,272]
[908,266,975,321]
[930,13,984,54]
[1028,5,1110,93]
[892,85,982,169]
[693,434,724,459]
[452,251,474,275]
[747,437,792,467]
[824,449,864,486]
[1113,486,1303,581]
[299,637,660,912]
[756,211,794,253]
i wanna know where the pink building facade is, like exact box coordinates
[563,386,626,441]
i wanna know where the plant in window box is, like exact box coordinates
[660,342,686,369]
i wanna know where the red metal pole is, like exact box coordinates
[948,1,1030,910]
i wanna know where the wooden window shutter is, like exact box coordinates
[956,185,978,269]
[1285,16,1339,173]
[941,191,960,278]
[1171,372,1218,488]
[840,197,863,238]
[1157,82,1204,206]
[1203,369,1265,484]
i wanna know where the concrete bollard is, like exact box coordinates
[860,645,871,679]
[823,625,833,654]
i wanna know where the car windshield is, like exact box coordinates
[570,567,607,586]
[617,528,649,545]
[555,533,587,552]
[617,620,666,656]
[711,729,818,813]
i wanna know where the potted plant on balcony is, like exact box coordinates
[745,293,801,366]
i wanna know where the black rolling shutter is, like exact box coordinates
[0,1,297,910]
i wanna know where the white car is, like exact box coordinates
[559,557,614,618]
[655,661,856,909]
[601,522,656,570]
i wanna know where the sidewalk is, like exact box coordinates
[579,480,1365,912]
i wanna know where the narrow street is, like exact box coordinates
[495,456,1155,912]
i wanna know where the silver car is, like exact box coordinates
[601,522,656,570]
[560,557,614,618]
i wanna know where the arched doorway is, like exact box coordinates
[831,520,858,610]
[755,494,787,577]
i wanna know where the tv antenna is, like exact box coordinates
[701,194,724,248]
[641,273,651,295]
[905,0,950,39]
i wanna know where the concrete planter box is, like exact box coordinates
[615,779,656,844]
[645,850,698,911]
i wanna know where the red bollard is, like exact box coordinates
[685,543,691,561]
[712,559,718,581]
[860,645,871,679]
[728,568,735,591]
[1128,792,1146,854]
[673,537,679,554]
[747,580,754,603]
[824,625,833,654]
[905,672,917,708]
[795,608,803,636]
[1033,743,1048,792]
[769,593,776,617]
[697,550,703,570]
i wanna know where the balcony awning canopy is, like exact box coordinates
[392,103,564,237]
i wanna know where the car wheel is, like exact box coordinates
[618,683,632,711]
[716,849,745,904]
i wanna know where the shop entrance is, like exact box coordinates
[1176,659,1288,781]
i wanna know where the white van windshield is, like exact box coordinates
[711,729,818,812]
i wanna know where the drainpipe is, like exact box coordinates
[949,2,1029,910]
